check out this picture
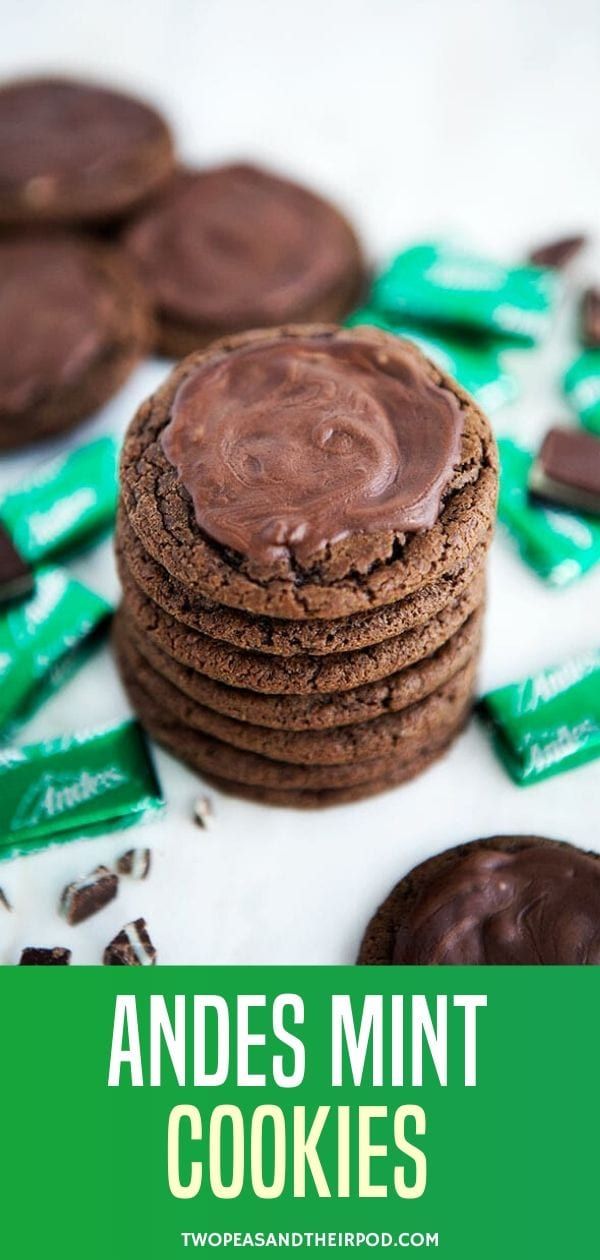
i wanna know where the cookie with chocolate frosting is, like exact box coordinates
[0,235,150,450]
[117,554,484,693]
[116,655,471,796]
[123,165,364,355]
[120,326,497,619]
[116,501,490,656]
[0,77,174,226]
[113,602,482,730]
[358,837,600,965]
[113,618,476,764]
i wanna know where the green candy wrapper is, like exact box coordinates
[346,307,518,412]
[563,350,600,435]
[370,242,559,345]
[0,568,112,737]
[0,720,164,861]
[497,438,600,585]
[0,435,118,565]
[479,649,600,785]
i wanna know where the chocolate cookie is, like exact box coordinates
[118,556,484,693]
[117,502,490,655]
[117,658,471,793]
[0,235,150,450]
[114,603,482,730]
[199,740,456,809]
[123,165,364,355]
[114,620,476,764]
[0,77,174,226]
[358,836,600,965]
[120,326,497,619]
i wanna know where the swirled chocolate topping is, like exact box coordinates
[124,165,361,328]
[161,331,464,566]
[0,77,168,197]
[0,238,115,412]
[393,842,600,964]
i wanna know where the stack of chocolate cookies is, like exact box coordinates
[114,325,498,808]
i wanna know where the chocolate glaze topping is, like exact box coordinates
[0,237,116,412]
[161,331,464,566]
[393,843,600,964]
[0,77,169,206]
[125,165,361,329]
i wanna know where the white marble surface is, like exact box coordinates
[0,0,599,964]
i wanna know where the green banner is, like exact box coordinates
[1,967,597,1257]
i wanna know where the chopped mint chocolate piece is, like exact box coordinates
[60,865,118,925]
[103,918,156,966]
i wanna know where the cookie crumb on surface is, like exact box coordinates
[193,794,214,829]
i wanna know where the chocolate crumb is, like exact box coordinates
[103,917,157,966]
[60,865,118,926]
[193,794,214,829]
[0,888,12,912]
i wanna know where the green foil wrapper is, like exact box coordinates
[0,568,112,738]
[563,350,600,435]
[497,438,600,585]
[479,649,600,785]
[0,435,118,565]
[346,307,518,412]
[370,242,559,345]
[0,720,164,861]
